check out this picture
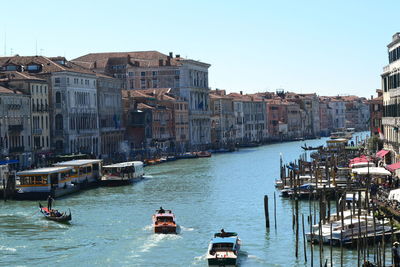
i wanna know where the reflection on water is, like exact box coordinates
[1,132,387,266]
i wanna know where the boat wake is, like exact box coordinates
[142,224,153,231]
[129,232,182,259]
[179,226,194,231]
[192,253,207,265]
[142,175,153,179]
[0,245,17,252]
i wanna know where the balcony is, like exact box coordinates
[382,117,397,126]
[389,88,400,98]
[54,130,64,136]
[9,146,24,153]
[8,124,23,132]
[32,128,43,135]
[383,64,390,73]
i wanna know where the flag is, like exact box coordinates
[378,127,384,140]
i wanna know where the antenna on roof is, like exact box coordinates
[35,40,38,55]
[3,28,6,56]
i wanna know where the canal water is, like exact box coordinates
[1,132,383,267]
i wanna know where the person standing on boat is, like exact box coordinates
[47,195,54,210]
[393,241,400,266]
[159,207,165,213]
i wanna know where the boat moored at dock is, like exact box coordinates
[207,231,241,266]
[101,161,144,186]
[15,166,77,200]
[53,159,102,187]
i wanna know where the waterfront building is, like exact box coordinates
[369,89,383,137]
[0,85,32,168]
[286,93,321,138]
[122,88,180,155]
[227,92,266,144]
[381,33,400,163]
[209,89,235,148]
[264,99,286,140]
[73,51,211,149]
[0,56,101,156]
[96,75,125,160]
[343,96,370,131]
[319,99,333,136]
[327,98,346,130]
[0,71,51,164]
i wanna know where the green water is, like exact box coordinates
[2,132,386,266]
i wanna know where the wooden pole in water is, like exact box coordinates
[274,191,277,230]
[340,195,345,267]
[372,203,377,264]
[295,190,299,258]
[302,214,307,262]
[264,195,270,229]
[319,220,323,267]
[391,217,394,266]
[330,222,333,267]
[382,218,385,267]
[310,195,314,267]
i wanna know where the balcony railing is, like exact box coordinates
[8,125,23,132]
[9,146,24,153]
[32,129,43,135]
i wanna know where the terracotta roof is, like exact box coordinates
[72,51,182,69]
[0,55,97,75]
[0,85,24,94]
[0,71,46,82]
[137,103,154,110]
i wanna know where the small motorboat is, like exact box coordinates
[196,151,212,158]
[152,209,177,234]
[207,231,241,266]
[39,203,71,223]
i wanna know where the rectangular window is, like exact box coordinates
[141,72,145,77]
[54,77,61,86]
[128,72,134,77]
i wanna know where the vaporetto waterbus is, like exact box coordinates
[101,161,144,186]
[15,166,77,200]
[53,159,102,187]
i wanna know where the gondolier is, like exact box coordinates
[47,195,54,210]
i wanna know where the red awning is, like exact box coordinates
[349,155,369,164]
[386,162,400,172]
[376,149,389,158]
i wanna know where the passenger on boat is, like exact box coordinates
[159,207,165,213]
[220,229,228,237]
[393,242,400,266]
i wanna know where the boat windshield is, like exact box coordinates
[157,216,173,222]
[211,243,234,251]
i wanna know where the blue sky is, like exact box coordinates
[1,0,398,97]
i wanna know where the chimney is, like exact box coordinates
[159,59,164,66]
[169,52,173,58]
[240,91,243,95]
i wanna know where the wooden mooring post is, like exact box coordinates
[264,195,270,229]
[274,191,277,230]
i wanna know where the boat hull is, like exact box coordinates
[207,257,237,266]
[154,225,177,234]
[15,185,80,200]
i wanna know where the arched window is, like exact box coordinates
[55,114,63,130]
[55,92,61,103]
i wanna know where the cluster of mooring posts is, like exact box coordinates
[265,136,400,266]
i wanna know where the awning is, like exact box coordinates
[376,149,389,158]
[349,155,370,164]
[351,167,391,176]
[386,162,400,172]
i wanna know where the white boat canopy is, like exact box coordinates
[389,189,400,202]
[350,162,375,168]
[351,167,391,176]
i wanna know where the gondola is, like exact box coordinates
[39,203,72,223]
[301,145,323,151]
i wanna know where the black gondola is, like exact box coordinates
[39,203,71,223]
[301,145,323,151]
